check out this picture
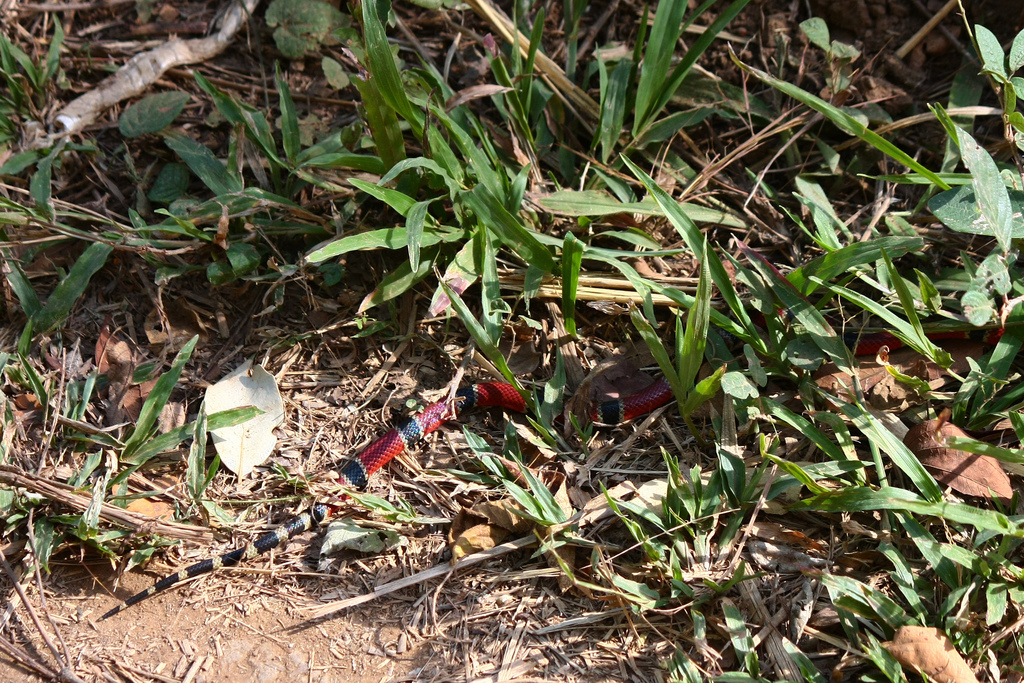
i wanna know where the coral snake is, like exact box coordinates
[100,322,1006,620]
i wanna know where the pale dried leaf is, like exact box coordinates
[205,360,284,477]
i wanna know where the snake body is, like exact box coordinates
[101,325,1005,620]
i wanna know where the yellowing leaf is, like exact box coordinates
[204,360,284,477]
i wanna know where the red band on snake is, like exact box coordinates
[101,325,1005,619]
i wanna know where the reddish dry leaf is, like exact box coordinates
[95,315,114,373]
[905,419,1012,505]
[13,393,42,410]
[883,626,979,683]
[121,378,158,422]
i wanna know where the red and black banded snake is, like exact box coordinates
[100,324,1007,620]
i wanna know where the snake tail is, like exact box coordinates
[101,383,528,620]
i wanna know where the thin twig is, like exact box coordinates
[0,546,85,683]
[304,535,536,619]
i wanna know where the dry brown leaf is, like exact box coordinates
[125,498,175,520]
[883,626,979,683]
[473,499,532,533]
[905,419,1012,504]
[95,315,114,373]
[121,378,158,422]
[451,523,510,560]
[814,347,932,409]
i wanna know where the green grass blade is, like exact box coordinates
[0,243,41,318]
[121,335,198,462]
[163,130,242,195]
[405,200,430,269]
[440,278,527,402]
[461,185,554,273]
[643,0,751,132]
[788,236,923,295]
[633,0,688,132]
[307,225,466,263]
[33,242,112,332]
[621,157,750,330]
[361,0,420,134]
[630,307,683,403]
[124,407,261,467]
[352,74,406,170]
[817,276,952,368]
[796,485,1019,534]
[832,396,941,501]
[734,56,949,190]
[561,233,583,337]
[597,56,632,163]
[679,244,711,394]
[738,242,853,370]
[479,229,502,344]
[275,63,300,163]
[358,251,435,312]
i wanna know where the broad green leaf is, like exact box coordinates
[147,163,190,203]
[954,124,1014,253]
[33,242,113,332]
[322,56,351,90]
[975,24,1008,79]
[1010,27,1024,72]
[799,17,830,51]
[226,242,260,276]
[163,130,242,196]
[119,91,190,137]
[929,184,1024,238]
[265,0,345,59]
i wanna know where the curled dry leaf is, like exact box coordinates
[905,419,1012,505]
[883,626,979,683]
[205,359,284,477]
